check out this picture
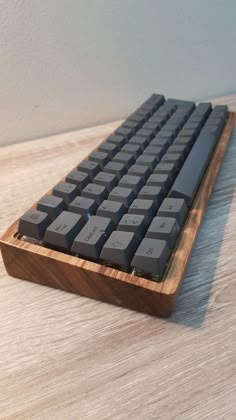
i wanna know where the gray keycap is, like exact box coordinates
[117,214,147,239]
[169,133,220,207]
[37,195,67,220]
[108,186,135,208]
[131,238,170,277]
[158,198,187,227]
[128,164,151,181]
[78,160,100,179]
[96,200,126,225]
[68,196,97,221]
[115,126,134,140]
[18,209,51,240]
[88,150,110,168]
[136,154,157,171]
[146,173,171,194]
[71,216,113,259]
[123,118,142,132]
[138,186,163,207]
[157,130,175,142]
[118,175,144,194]
[142,121,162,135]
[100,231,138,268]
[172,136,192,151]
[167,144,189,159]
[143,146,164,160]
[128,199,156,224]
[82,183,108,205]
[154,162,177,181]
[150,137,170,151]
[44,211,85,249]
[93,172,118,192]
[103,161,127,180]
[146,216,179,248]
[52,182,78,205]
[99,141,119,157]
[129,136,149,151]
[66,170,90,191]
[113,152,135,169]
[161,152,183,170]
[135,128,154,142]
[106,134,126,150]
[121,144,142,159]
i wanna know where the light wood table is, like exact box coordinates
[0,95,236,419]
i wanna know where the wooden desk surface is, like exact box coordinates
[0,95,236,419]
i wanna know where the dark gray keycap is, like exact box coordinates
[178,127,197,142]
[161,152,182,170]
[154,132,174,144]
[128,199,156,224]
[146,173,171,194]
[131,238,170,277]
[88,150,110,168]
[113,152,135,169]
[158,198,187,227]
[103,161,127,180]
[77,160,100,179]
[194,102,212,118]
[96,200,126,225]
[138,186,164,207]
[142,121,162,135]
[129,136,149,150]
[106,134,126,150]
[122,118,142,132]
[154,162,177,181]
[66,170,90,191]
[169,133,220,207]
[119,175,144,194]
[172,136,192,151]
[167,144,189,158]
[146,216,179,248]
[117,214,147,239]
[135,128,154,142]
[143,146,164,160]
[101,230,139,268]
[136,154,157,171]
[150,137,170,152]
[82,183,108,205]
[135,107,152,121]
[44,211,85,249]
[52,182,78,205]
[115,126,135,140]
[129,112,146,125]
[18,209,51,240]
[93,171,118,192]
[99,141,119,157]
[128,164,151,181]
[157,130,175,142]
[120,143,142,159]
[145,93,165,108]
[37,195,67,220]
[108,186,135,208]
[68,196,97,221]
[71,216,113,259]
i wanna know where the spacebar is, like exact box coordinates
[169,133,218,207]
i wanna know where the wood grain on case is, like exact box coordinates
[1,112,235,317]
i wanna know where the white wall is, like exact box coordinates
[0,0,235,146]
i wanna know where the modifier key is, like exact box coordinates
[131,238,170,278]
[101,231,139,268]
[18,209,51,240]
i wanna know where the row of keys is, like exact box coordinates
[18,197,187,277]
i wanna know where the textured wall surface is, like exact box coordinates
[0,0,236,146]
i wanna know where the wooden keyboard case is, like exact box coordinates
[1,112,235,317]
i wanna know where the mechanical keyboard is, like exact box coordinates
[1,94,235,317]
